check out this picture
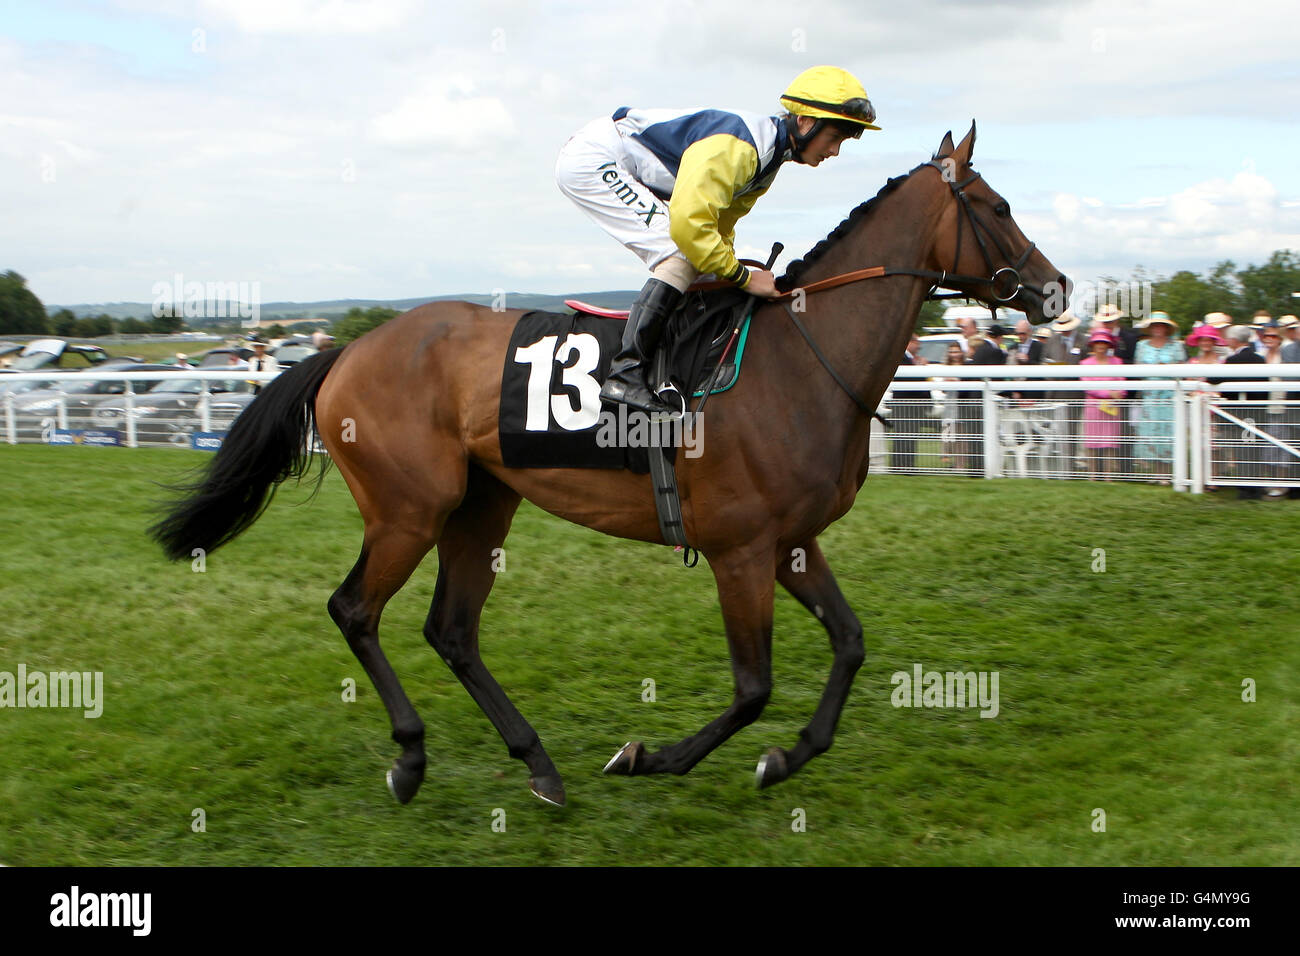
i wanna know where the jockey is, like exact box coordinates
[555,65,879,414]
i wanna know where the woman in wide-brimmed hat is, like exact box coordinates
[1080,329,1126,479]
[1133,312,1186,482]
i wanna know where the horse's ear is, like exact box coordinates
[954,121,977,166]
[935,130,955,159]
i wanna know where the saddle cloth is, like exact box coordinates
[498,289,753,471]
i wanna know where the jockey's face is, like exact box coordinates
[795,116,851,167]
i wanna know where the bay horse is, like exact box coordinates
[151,124,1067,807]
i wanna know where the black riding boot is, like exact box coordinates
[600,277,683,414]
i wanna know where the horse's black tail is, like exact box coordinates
[149,347,345,561]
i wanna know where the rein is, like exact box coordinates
[762,159,1043,417]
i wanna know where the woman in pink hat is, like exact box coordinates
[1080,329,1127,479]
[1186,323,1226,391]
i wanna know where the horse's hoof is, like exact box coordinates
[755,747,789,790]
[528,774,567,807]
[603,741,644,775]
[386,764,422,804]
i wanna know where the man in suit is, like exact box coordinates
[1009,319,1043,366]
[1282,320,1300,363]
[246,339,280,395]
[1095,305,1139,363]
[1212,325,1268,498]
[889,335,927,471]
[1042,312,1090,471]
[957,323,1008,472]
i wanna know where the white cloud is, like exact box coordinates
[1033,169,1300,281]
[370,76,516,146]
[198,0,419,34]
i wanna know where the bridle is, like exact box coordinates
[763,158,1046,306]
[766,158,1049,417]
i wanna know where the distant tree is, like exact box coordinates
[0,270,50,335]
[332,306,399,345]
[915,299,946,333]
[50,308,79,336]
[1204,260,1242,318]
[265,323,287,339]
[150,312,185,334]
[1237,250,1300,318]
[72,315,115,337]
[1152,270,1219,334]
[119,317,150,334]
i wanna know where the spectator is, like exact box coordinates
[1203,312,1235,359]
[1080,329,1126,480]
[312,331,337,351]
[1043,312,1088,365]
[1133,311,1186,484]
[1212,325,1267,499]
[936,343,966,468]
[889,335,927,471]
[1095,305,1139,362]
[1009,319,1043,366]
[225,352,249,371]
[957,323,1007,473]
[1187,324,1227,378]
[1283,325,1300,364]
[174,353,194,369]
[1256,324,1294,498]
[1279,316,1300,352]
[1250,311,1273,354]
[246,340,280,395]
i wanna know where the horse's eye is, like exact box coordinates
[995,201,1011,218]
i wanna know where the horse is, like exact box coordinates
[151,124,1067,807]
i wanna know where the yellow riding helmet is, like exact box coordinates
[780,66,879,131]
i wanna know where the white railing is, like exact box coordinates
[1,369,280,450]
[5,366,1300,495]
[879,365,1300,492]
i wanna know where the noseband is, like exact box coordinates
[922,158,1042,305]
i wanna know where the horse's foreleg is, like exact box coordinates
[423,470,567,806]
[605,543,774,778]
[329,526,438,804]
[757,538,864,788]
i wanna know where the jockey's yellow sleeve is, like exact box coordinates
[669,134,761,287]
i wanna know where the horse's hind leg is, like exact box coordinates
[756,538,864,788]
[329,523,440,804]
[423,468,567,806]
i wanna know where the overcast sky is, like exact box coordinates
[3,0,1298,309]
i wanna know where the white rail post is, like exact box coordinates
[124,383,137,448]
[982,381,999,479]
[199,381,211,434]
[1172,380,1188,492]
[1189,388,1205,495]
[56,388,68,430]
[3,392,14,445]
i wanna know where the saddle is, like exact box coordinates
[497,287,755,476]
[565,285,755,406]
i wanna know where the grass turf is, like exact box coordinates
[0,443,1296,865]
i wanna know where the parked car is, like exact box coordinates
[0,339,115,373]
[270,344,315,368]
[196,347,254,368]
[5,365,184,439]
[90,376,255,446]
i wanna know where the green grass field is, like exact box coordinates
[1,444,1296,866]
